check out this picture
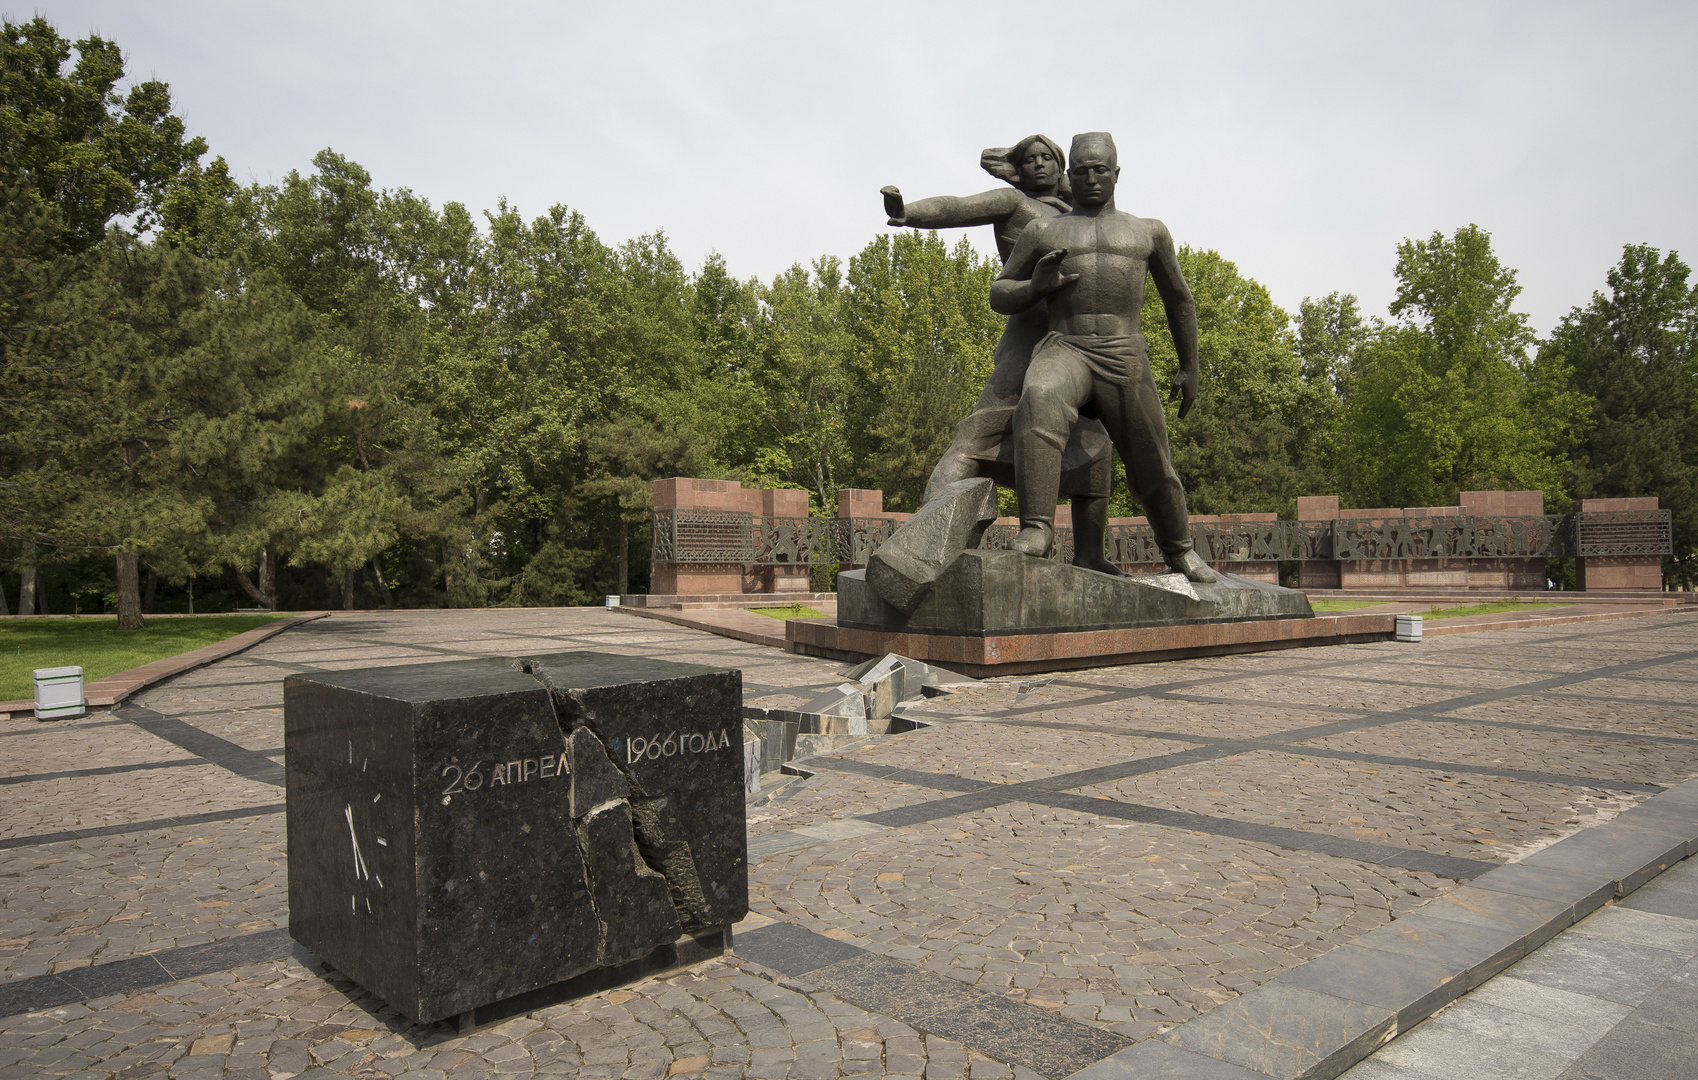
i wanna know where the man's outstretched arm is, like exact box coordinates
[1148,224,1201,418]
[990,224,1076,314]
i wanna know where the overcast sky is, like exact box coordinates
[27,1,1698,334]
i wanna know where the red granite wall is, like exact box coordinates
[1577,497,1664,591]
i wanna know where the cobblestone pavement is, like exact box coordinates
[1,607,1695,1078]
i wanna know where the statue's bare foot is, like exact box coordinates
[1073,553,1124,577]
[1168,551,1218,584]
[1010,524,1053,558]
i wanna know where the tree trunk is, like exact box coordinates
[116,551,146,630]
[371,555,394,608]
[18,543,37,615]
[257,548,271,603]
[143,567,157,614]
[234,566,276,610]
[618,519,629,597]
[342,567,355,610]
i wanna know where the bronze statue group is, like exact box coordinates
[882,132,1217,584]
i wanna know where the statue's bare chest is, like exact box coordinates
[1048,216,1154,264]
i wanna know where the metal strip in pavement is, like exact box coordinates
[0,803,285,850]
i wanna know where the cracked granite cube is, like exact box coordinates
[284,652,746,1024]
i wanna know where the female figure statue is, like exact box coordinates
[881,136,1119,575]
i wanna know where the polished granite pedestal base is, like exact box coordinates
[787,610,1394,677]
[841,549,1313,635]
[284,652,746,1024]
[787,550,1382,676]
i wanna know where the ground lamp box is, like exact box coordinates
[283,652,746,1024]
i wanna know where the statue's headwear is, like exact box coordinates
[1069,132,1118,167]
[980,134,1071,200]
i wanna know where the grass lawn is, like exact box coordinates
[1422,600,1572,620]
[0,614,286,701]
[1309,598,1574,619]
[748,604,826,621]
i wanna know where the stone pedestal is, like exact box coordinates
[840,549,1312,636]
[284,652,746,1024]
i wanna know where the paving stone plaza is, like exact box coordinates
[2,607,1696,1079]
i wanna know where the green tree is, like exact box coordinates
[0,154,88,615]
[1,16,217,252]
[1295,292,1381,500]
[845,232,1002,511]
[242,151,450,608]
[1341,225,1585,508]
[1139,247,1308,514]
[1542,244,1698,580]
[740,257,857,511]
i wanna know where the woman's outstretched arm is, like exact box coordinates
[882,185,1024,229]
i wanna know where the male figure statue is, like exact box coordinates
[991,132,1217,583]
[881,136,1118,575]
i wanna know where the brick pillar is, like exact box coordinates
[649,478,811,598]
[762,487,812,594]
[1577,497,1664,591]
[837,489,912,571]
[1460,490,1547,591]
[1296,496,1340,590]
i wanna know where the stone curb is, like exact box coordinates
[615,604,790,649]
[1421,603,1683,637]
[0,613,328,718]
[1066,778,1698,1080]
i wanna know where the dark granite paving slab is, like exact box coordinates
[1068,1040,1270,1079]
[0,802,284,850]
[0,757,206,786]
[120,706,286,786]
[1164,981,1395,1080]
[739,923,1132,1079]
[1468,863,1617,922]
[1277,943,1465,1030]
[0,928,297,1018]
[733,920,866,976]
[824,754,1497,879]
